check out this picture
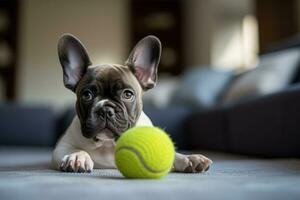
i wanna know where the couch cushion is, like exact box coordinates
[226,84,300,157]
[173,67,234,108]
[0,104,56,146]
[184,107,228,151]
[143,75,180,108]
[144,106,192,149]
[186,84,300,157]
[223,48,300,103]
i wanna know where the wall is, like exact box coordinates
[183,0,213,67]
[16,0,129,109]
[183,0,255,69]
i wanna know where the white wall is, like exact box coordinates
[183,0,255,69]
[211,0,257,69]
[183,0,213,67]
[16,0,129,109]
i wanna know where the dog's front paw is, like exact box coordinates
[60,151,94,173]
[173,153,212,173]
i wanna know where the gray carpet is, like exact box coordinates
[0,147,300,200]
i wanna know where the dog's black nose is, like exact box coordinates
[106,106,115,117]
[98,106,115,119]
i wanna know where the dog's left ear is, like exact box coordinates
[126,36,162,90]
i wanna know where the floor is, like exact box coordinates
[0,147,300,200]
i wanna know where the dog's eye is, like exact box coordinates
[81,90,94,101]
[122,89,135,101]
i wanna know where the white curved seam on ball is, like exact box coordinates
[116,147,169,174]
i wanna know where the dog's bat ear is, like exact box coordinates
[125,36,162,90]
[58,34,92,92]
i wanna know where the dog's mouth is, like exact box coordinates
[92,128,118,142]
[83,110,129,142]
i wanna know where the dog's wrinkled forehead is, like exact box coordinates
[76,64,142,95]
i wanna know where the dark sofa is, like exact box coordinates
[182,36,300,157]
[184,84,300,157]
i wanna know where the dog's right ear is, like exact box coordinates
[58,34,92,92]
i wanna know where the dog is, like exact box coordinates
[52,34,212,173]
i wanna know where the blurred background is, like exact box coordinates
[2,1,300,198]
[0,0,297,106]
[1,0,300,154]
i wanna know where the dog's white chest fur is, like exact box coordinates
[52,111,153,169]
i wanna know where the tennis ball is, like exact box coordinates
[115,126,175,179]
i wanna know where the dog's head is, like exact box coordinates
[58,34,161,141]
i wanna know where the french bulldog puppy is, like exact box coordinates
[52,34,212,173]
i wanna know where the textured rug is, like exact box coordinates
[0,147,300,200]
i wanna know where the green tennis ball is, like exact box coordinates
[115,126,175,179]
